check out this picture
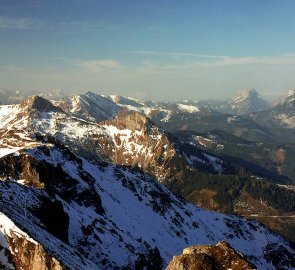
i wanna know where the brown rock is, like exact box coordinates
[166,241,256,270]
[6,231,66,270]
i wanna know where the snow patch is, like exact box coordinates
[0,148,22,158]
[178,104,200,113]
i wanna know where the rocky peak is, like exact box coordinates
[227,89,269,115]
[20,96,63,113]
[166,241,256,270]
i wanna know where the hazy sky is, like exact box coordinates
[1,0,295,101]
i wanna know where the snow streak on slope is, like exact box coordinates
[0,212,37,245]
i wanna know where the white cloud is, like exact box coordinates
[131,50,229,59]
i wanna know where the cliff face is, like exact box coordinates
[7,234,65,270]
[166,241,255,270]
[98,112,187,182]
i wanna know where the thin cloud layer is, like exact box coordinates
[0,16,34,29]
[74,59,123,73]
[132,52,295,69]
[0,16,115,32]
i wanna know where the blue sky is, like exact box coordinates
[1,0,295,100]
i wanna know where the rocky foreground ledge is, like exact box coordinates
[166,241,256,270]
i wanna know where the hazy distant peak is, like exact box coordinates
[231,88,260,104]
[218,88,270,115]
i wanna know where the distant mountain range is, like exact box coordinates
[0,88,276,116]
[0,90,295,269]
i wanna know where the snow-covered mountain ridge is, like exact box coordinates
[0,95,295,269]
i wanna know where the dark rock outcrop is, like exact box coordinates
[20,96,64,113]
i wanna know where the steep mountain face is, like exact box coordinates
[53,92,122,123]
[248,90,295,128]
[166,241,256,270]
[0,134,294,269]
